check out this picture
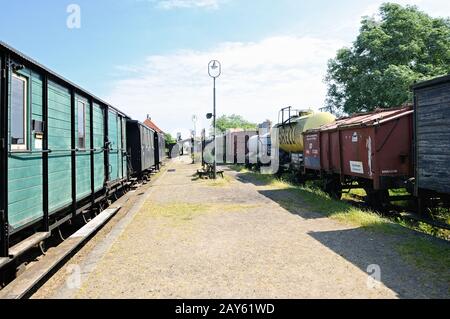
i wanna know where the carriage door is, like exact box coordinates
[108,110,119,182]
[121,117,127,179]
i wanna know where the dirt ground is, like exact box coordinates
[32,156,449,299]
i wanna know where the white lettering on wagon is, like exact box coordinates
[350,161,364,174]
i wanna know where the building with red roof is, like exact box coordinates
[143,115,164,134]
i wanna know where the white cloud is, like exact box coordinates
[154,0,224,10]
[107,36,344,138]
[108,1,450,138]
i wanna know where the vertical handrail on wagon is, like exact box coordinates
[0,53,10,257]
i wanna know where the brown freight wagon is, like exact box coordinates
[303,106,414,202]
[217,129,258,165]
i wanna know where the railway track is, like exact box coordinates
[0,169,162,299]
[0,208,119,299]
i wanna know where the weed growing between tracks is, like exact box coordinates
[230,165,450,277]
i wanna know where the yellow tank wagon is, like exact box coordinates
[276,109,335,153]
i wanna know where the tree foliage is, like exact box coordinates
[325,3,450,114]
[164,133,176,146]
[214,114,257,133]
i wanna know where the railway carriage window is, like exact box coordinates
[77,101,86,149]
[11,73,28,150]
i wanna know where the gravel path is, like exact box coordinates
[32,156,449,298]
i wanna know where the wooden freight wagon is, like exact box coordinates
[223,129,258,165]
[412,75,450,202]
[126,120,156,177]
[142,117,165,170]
[0,42,129,265]
[303,107,413,202]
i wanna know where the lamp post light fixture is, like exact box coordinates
[208,60,221,179]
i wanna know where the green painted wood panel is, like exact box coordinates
[108,110,119,182]
[121,117,127,179]
[118,115,123,179]
[7,68,44,231]
[75,96,91,200]
[47,81,72,213]
[93,103,105,191]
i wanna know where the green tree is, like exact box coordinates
[214,114,257,133]
[164,133,176,146]
[325,3,450,114]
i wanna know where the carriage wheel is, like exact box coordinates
[324,179,342,200]
[365,188,390,211]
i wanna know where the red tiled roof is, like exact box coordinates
[143,118,164,134]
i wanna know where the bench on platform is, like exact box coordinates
[197,165,224,179]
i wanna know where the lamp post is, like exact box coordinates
[208,60,221,179]
[191,115,197,164]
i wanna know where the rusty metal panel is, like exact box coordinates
[340,127,374,180]
[330,131,341,173]
[304,133,321,170]
[320,132,329,171]
[374,116,413,178]
[304,107,413,189]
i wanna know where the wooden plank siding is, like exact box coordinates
[75,96,91,201]
[7,68,43,232]
[93,103,105,191]
[121,117,127,180]
[0,43,134,260]
[47,80,72,213]
[108,110,119,182]
[415,80,450,195]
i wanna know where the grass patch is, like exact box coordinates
[236,169,291,190]
[141,202,260,227]
[230,165,395,233]
[230,165,450,278]
[229,165,249,173]
[207,174,234,187]
[292,186,399,234]
[397,238,450,283]
[231,165,450,239]
[141,203,209,227]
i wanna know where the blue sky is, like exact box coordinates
[1,0,449,137]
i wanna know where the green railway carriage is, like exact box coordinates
[0,42,129,264]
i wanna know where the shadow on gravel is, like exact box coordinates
[308,228,449,299]
[234,170,450,299]
[235,175,270,187]
[258,189,325,220]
